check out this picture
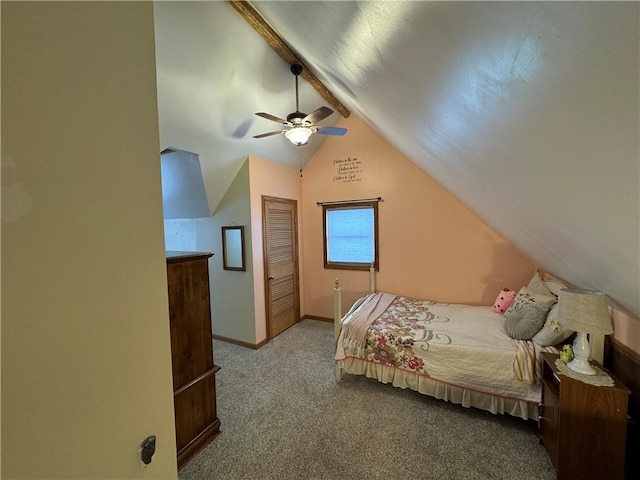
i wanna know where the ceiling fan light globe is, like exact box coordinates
[285,127,313,146]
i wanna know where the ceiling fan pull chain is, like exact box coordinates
[298,145,303,178]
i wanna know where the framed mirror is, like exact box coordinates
[222,226,246,271]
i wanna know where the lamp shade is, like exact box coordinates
[285,127,313,145]
[558,288,612,334]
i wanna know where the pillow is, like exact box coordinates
[543,278,569,297]
[492,288,516,314]
[503,286,556,340]
[504,286,557,317]
[532,304,574,346]
[504,303,548,340]
[527,271,555,298]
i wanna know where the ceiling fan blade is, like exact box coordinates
[253,130,285,139]
[316,126,347,136]
[304,106,334,124]
[255,112,289,125]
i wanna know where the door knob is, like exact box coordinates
[268,275,275,280]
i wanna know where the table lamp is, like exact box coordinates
[558,288,612,375]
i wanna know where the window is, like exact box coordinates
[323,201,379,271]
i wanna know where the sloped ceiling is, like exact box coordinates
[154,1,639,317]
[154,1,340,207]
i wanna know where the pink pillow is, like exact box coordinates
[493,288,516,314]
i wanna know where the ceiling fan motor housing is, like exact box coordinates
[286,110,309,125]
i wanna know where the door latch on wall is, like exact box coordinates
[140,435,156,466]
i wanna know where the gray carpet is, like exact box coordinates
[179,319,555,480]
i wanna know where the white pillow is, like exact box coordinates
[532,304,574,346]
[543,278,568,298]
[504,286,557,316]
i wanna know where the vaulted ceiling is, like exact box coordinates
[154,1,639,317]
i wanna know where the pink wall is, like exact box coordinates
[611,307,640,353]
[542,273,639,354]
[248,156,304,344]
[244,120,639,355]
[301,116,537,318]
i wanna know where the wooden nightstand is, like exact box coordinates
[539,352,630,480]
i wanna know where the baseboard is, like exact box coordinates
[301,314,333,323]
[213,334,268,350]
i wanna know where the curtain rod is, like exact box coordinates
[316,197,382,206]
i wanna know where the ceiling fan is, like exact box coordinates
[253,64,347,146]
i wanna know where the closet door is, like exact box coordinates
[262,196,300,339]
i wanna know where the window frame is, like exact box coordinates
[322,201,379,271]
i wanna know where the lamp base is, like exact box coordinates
[567,331,597,375]
[567,357,596,375]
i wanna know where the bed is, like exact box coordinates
[333,269,569,420]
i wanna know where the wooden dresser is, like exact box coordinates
[539,352,629,480]
[166,251,220,469]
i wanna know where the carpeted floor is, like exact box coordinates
[178,319,555,480]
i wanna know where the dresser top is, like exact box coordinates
[166,251,214,263]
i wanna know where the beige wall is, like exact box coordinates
[248,156,304,344]
[164,156,302,347]
[211,159,256,343]
[1,3,177,479]
[301,116,536,318]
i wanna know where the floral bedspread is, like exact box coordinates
[364,296,453,374]
[336,294,545,401]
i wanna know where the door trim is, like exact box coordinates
[261,195,300,341]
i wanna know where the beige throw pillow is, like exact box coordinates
[527,271,555,298]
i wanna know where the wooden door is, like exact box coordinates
[262,196,300,339]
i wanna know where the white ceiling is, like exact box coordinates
[154,1,639,317]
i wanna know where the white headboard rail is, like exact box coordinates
[334,266,377,382]
[333,278,342,340]
[369,263,376,293]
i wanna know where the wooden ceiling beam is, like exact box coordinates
[227,0,351,118]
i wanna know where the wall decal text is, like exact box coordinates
[333,157,362,183]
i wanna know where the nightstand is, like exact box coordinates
[539,352,630,480]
